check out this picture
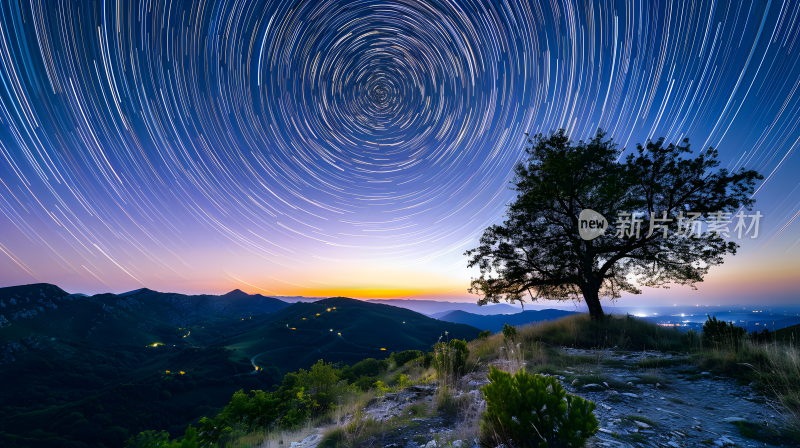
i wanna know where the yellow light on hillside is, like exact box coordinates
[166,370,171,374]
[303,318,306,320]
[333,307,336,309]
[380,348,386,351]
[180,371,185,375]
[337,332,341,336]
[291,328,296,330]
[316,313,320,316]
[327,308,331,312]
[255,366,259,370]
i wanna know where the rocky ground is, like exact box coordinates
[285,348,796,448]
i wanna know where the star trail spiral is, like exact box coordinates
[0,0,798,300]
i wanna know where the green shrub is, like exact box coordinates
[391,350,423,366]
[390,372,411,388]
[683,329,699,349]
[478,330,491,340]
[480,366,598,448]
[503,323,517,341]
[703,316,746,348]
[750,328,773,343]
[128,426,199,448]
[353,375,379,391]
[297,360,340,410]
[433,339,470,377]
[351,358,388,378]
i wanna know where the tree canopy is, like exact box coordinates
[466,129,762,319]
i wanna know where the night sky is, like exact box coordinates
[0,0,798,305]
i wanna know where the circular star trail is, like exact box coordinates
[0,0,798,294]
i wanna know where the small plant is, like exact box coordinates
[373,380,391,393]
[626,415,657,427]
[478,330,492,340]
[480,366,598,448]
[390,372,411,388]
[503,323,517,341]
[433,339,470,378]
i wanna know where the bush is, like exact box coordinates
[421,352,433,368]
[433,339,470,377]
[683,329,699,349]
[391,350,423,367]
[353,376,379,391]
[297,360,340,411]
[703,316,746,348]
[480,366,598,448]
[478,330,491,340]
[351,358,387,378]
[503,323,517,341]
[128,426,199,448]
[750,328,772,343]
[390,372,411,388]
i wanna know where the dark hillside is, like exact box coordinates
[226,297,481,371]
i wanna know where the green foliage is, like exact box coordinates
[421,352,433,368]
[126,430,171,447]
[129,426,199,448]
[433,339,470,377]
[478,330,492,340]
[480,366,598,448]
[390,372,411,388]
[391,350,423,367]
[465,130,762,319]
[683,329,700,348]
[190,367,329,445]
[750,328,773,343]
[502,323,517,341]
[196,389,281,443]
[373,380,391,393]
[297,360,340,410]
[703,316,746,348]
[349,358,388,379]
[352,375,379,391]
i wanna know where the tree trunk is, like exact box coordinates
[582,284,605,321]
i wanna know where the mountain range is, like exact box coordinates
[435,309,578,333]
[363,298,524,316]
[0,283,481,448]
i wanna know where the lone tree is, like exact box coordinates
[466,130,762,320]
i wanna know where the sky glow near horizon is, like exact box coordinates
[0,0,798,306]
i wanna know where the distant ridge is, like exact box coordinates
[118,288,146,296]
[220,289,250,299]
[364,299,523,316]
[436,309,578,333]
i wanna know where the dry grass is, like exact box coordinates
[696,338,800,437]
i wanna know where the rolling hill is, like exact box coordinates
[436,309,577,333]
[226,297,482,371]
